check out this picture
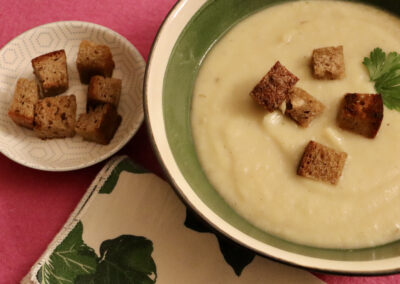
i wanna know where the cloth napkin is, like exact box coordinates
[21,156,323,284]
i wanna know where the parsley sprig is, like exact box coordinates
[363,48,400,111]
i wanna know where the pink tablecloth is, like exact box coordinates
[0,0,398,283]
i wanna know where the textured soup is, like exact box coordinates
[191,0,400,249]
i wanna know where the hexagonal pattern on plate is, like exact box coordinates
[0,42,26,73]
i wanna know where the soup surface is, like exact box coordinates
[191,0,400,248]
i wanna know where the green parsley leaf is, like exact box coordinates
[363,48,400,110]
[363,48,386,80]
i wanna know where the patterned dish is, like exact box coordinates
[0,21,145,171]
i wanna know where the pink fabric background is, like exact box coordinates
[0,0,398,283]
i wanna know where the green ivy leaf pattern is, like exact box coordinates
[36,222,157,284]
[99,159,148,194]
[184,208,255,276]
[216,235,256,276]
[36,221,97,284]
[75,235,157,284]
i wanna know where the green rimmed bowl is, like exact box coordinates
[144,0,400,275]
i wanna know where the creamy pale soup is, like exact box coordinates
[191,0,400,249]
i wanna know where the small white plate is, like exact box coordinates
[0,21,145,171]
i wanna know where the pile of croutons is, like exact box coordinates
[8,40,122,145]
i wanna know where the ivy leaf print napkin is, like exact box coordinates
[22,156,323,284]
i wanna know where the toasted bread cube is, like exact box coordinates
[285,87,325,127]
[8,78,40,129]
[87,76,121,108]
[337,93,383,138]
[250,61,299,112]
[31,50,68,97]
[311,46,345,80]
[34,95,77,139]
[76,40,115,84]
[75,104,121,145]
[297,141,347,185]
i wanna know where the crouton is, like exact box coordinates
[75,103,121,145]
[31,50,69,97]
[250,61,299,112]
[297,141,347,185]
[34,95,77,139]
[337,93,383,138]
[76,40,115,84]
[311,46,345,80]
[87,75,121,108]
[285,87,325,127]
[8,78,40,129]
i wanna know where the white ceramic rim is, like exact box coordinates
[0,21,145,171]
[144,0,400,274]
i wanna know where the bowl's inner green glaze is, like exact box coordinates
[163,0,400,261]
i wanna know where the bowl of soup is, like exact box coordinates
[145,0,400,274]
